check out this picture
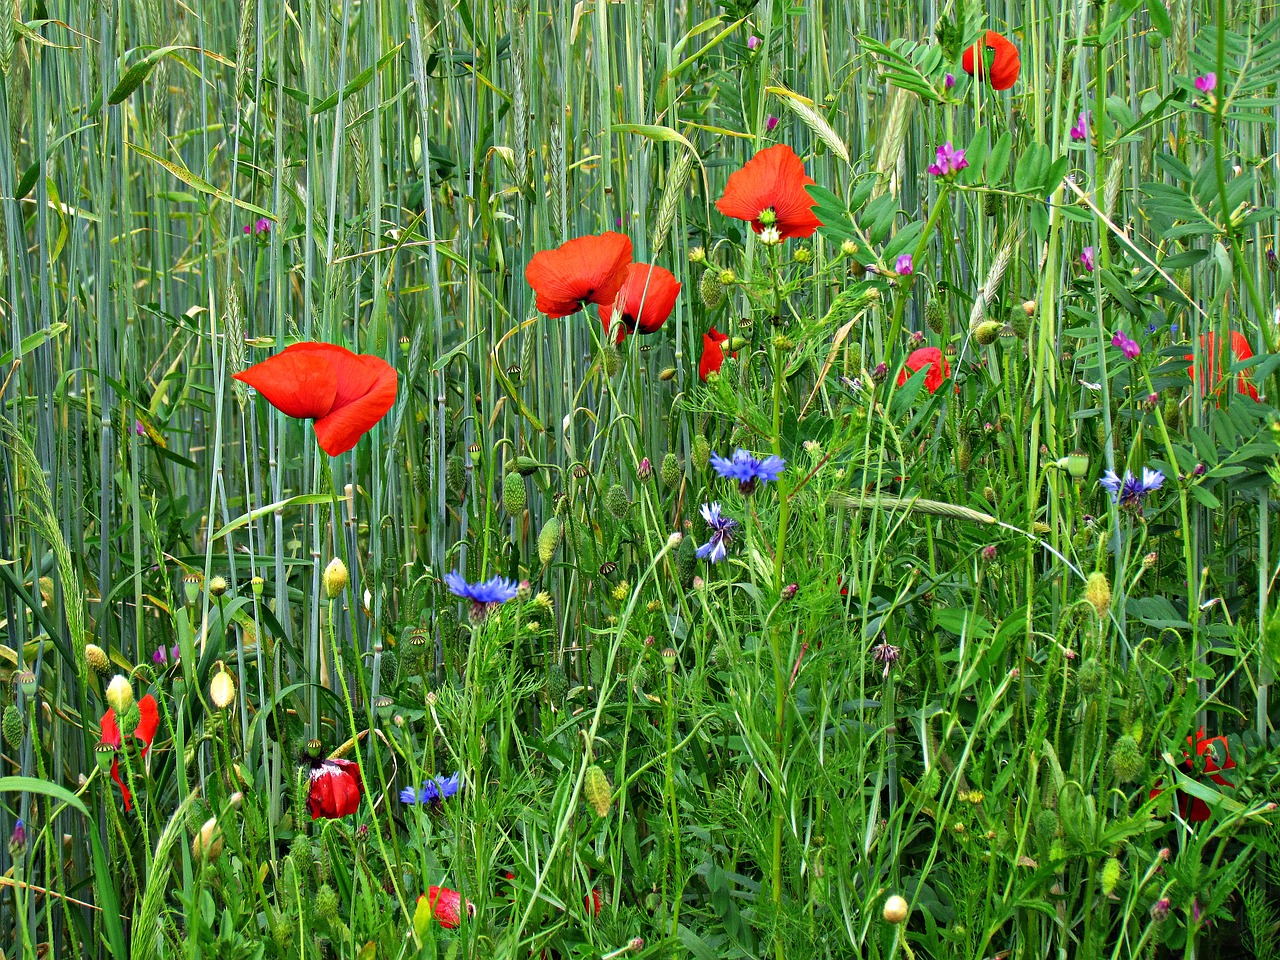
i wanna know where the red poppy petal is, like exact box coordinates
[311,357,398,455]
[525,233,634,318]
[135,694,159,755]
[233,348,339,420]
[616,263,681,335]
[110,756,133,811]
[716,145,820,237]
[100,707,122,749]
[699,327,730,381]
[427,886,463,928]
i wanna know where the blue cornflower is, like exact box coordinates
[709,449,786,494]
[445,571,519,622]
[1099,468,1164,510]
[695,502,739,564]
[400,772,462,806]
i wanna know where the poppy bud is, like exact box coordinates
[1076,659,1104,696]
[883,895,909,924]
[537,517,563,564]
[660,453,681,487]
[973,320,1002,345]
[106,675,134,714]
[692,436,711,471]
[925,297,945,335]
[323,558,349,599]
[606,484,630,519]
[502,472,527,515]
[2,705,23,749]
[209,575,228,598]
[698,269,725,310]
[583,764,612,818]
[192,817,223,862]
[1109,734,1143,783]
[84,644,111,677]
[659,366,677,381]
[210,666,236,710]
[793,247,812,264]
[602,347,622,376]
[1084,572,1111,618]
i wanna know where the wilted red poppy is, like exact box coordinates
[100,694,160,811]
[897,347,950,394]
[962,31,1021,91]
[233,342,398,456]
[1149,729,1237,822]
[308,757,362,819]
[421,886,474,928]
[599,263,682,343]
[699,327,736,381]
[1186,331,1259,402]
[715,144,822,240]
[525,232,634,318]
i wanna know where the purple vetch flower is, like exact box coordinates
[765,115,778,133]
[695,502,738,564]
[926,142,968,178]
[152,645,180,665]
[709,448,786,494]
[895,254,914,276]
[944,73,955,90]
[1099,467,1165,510]
[1080,246,1096,272]
[1111,330,1140,359]
[400,772,462,805]
[746,35,760,50]
[134,420,145,436]
[1194,73,1216,93]
[244,217,271,236]
[1070,110,1089,141]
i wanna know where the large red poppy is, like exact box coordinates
[1149,729,1237,822]
[897,347,950,394]
[962,31,1021,91]
[233,342,398,456]
[1186,331,1259,402]
[715,144,822,240]
[599,263,682,343]
[421,886,474,928]
[698,327,736,381]
[525,232,634,318]
[100,694,160,811]
[308,758,362,819]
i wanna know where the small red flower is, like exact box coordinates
[715,144,822,239]
[897,347,950,394]
[233,342,398,456]
[585,888,603,916]
[1186,331,1259,402]
[525,232,634,318]
[308,758,362,819]
[100,694,160,811]
[699,327,736,381]
[599,263,682,343]
[1149,729,1238,822]
[962,31,1021,91]
[421,885,474,929]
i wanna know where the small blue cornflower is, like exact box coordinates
[709,448,786,494]
[400,772,462,806]
[1099,467,1164,510]
[695,502,739,564]
[445,572,520,622]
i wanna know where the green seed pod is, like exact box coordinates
[973,320,1002,346]
[698,267,725,311]
[660,452,681,488]
[1109,734,1144,784]
[1076,658,1105,696]
[502,472,527,515]
[316,884,339,922]
[674,533,697,587]
[1,704,22,748]
[537,515,563,564]
[925,296,946,336]
[583,764,612,818]
[605,484,630,519]
[692,436,711,472]
[984,192,1000,217]
[546,664,569,704]
[1034,808,1060,848]
[379,649,399,686]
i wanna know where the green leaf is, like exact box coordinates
[311,42,404,114]
[1148,0,1172,37]
[209,494,333,542]
[126,141,275,222]
[611,123,697,155]
[109,46,219,105]
[0,323,66,366]
[985,132,1013,184]
[935,607,994,638]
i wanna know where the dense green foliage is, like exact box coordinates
[0,0,1278,958]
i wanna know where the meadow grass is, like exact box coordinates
[0,0,1277,957]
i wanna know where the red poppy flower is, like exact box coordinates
[421,886,474,929]
[1186,331,1259,402]
[599,263,682,343]
[962,31,1021,91]
[525,232,634,318]
[100,694,160,811]
[897,347,951,394]
[308,758,362,819]
[585,889,603,916]
[699,327,737,381]
[715,144,822,239]
[233,342,398,456]
[1148,729,1237,822]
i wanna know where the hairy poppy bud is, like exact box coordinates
[84,644,111,677]
[208,575,228,598]
[688,246,706,263]
[106,675,134,715]
[698,269,725,310]
[606,483,630,519]
[973,320,1002,346]
[323,558,348,599]
[2,705,23,749]
[210,666,236,710]
[502,472,527,515]
[192,817,223,861]
[583,764,612,817]
[658,366,677,381]
[1084,572,1111,617]
[1109,734,1143,783]
[883,895,909,924]
[537,517,562,564]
